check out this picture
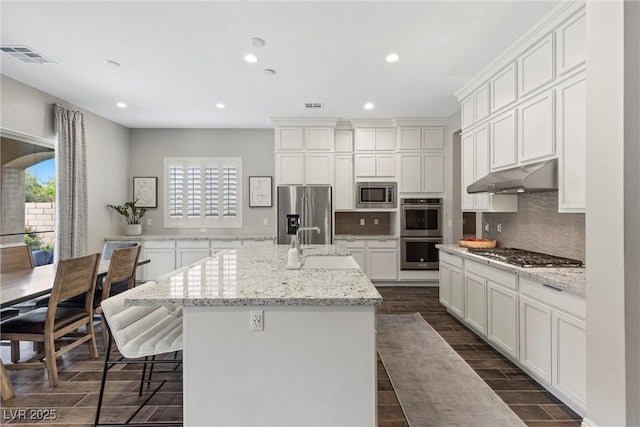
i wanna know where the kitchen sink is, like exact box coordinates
[302,255,360,270]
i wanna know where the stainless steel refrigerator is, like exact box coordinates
[277,185,332,245]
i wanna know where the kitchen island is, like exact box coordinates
[124,244,382,426]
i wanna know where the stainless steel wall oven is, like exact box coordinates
[400,198,442,270]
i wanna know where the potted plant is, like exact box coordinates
[107,201,147,236]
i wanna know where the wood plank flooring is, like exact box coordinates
[1,286,582,426]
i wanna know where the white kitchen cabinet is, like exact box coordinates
[398,153,422,193]
[474,83,490,123]
[519,90,555,163]
[397,127,444,151]
[518,33,555,97]
[335,130,353,152]
[556,9,586,77]
[306,153,333,185]
[334,154,354,210]
[276,127,304,151]
[491,62,518,113]
[211,239,243,254]
[305,127,334,151]
[439,252,464,308]
[366,240,398,281]
[519,294,553,383]
[177,240,211,268]
[552,310,586,409]
[448,267,465,320]
[556,72,586,212]
[487,282,519,359]
[461,95,475,130]
[490,109,518,170]
[354,128,396,151]
[462,127,517,212]
[142,240,176,281]
[423,153,444,193]
[276,153,304,185]
[355,153,396,179]
[464,271,487,335]
[342,239,366,271]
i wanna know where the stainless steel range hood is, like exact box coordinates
[467,158,558,194]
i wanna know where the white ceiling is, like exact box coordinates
[1,1,559,129]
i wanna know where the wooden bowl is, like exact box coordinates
[457,239,497,249]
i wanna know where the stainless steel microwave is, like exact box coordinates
[356,182,396,209]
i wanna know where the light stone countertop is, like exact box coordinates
[437,244,586,298]
[335,235,400,240]
[124,244,383,307]
[105,235,276,242]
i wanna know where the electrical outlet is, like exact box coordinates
[484,223,489,233]
[250,311,263,331]
[497,223,502,233]
[263,218,268,225]
[146,218,152,226]
[374,218,379,225]
[360,218,365,226]
[200,228,207,233]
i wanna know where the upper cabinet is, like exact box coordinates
[397,126,444,151]
[305,127,334,151]
[276,127,304,150]
[556,9,586,77]
[355,128,396,151]
[335,130,353,152]
[518,33,555,98]
[455,1,586,213]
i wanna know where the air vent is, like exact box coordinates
[304,103,324,109]
[0,46,55,64]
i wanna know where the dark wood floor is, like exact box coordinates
[1,286,582,426]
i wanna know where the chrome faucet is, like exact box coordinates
[295,226,321,251]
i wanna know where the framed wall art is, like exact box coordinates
[133,176,158,208]
[249,176,272,207]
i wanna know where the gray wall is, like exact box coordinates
[128,128,275,236]
[483,192,585,262]
[0,75,130,253]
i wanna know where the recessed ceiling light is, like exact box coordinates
[104,59,120,68]
[364,102,375,110]
[386,53,399,63]
[263,69,276,76]
[244,54,258,63]
[216,103,226,109]
[116,102,127,108]
[250,38,265,47]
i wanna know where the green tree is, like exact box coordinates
[25,171,55,202]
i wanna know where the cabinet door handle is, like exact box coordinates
[542,283,563,292]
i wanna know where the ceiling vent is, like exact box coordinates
[304,103,324,110]
[0,46,55,64]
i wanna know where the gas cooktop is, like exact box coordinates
[467,247,584,268]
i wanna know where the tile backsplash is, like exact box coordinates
[335,212,392,235]
[483,192,585,262]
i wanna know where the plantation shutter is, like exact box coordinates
[164,158,241,228]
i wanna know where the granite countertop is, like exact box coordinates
[437,244,586,298]
[335,235,400,240]
[105,235,276,241]
[124,244,383,307]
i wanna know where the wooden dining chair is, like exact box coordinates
[0,253,101,386]
[57,245,141,346]
[0,245,35,273]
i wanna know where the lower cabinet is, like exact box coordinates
[340,238,398,281]
[464,272,487,335]
[177,241,211,268]
[438,251,586,415]
[143,240,177,281]
[487,282,518,358]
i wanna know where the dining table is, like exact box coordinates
[0,258,150,400]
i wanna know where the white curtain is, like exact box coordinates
[54,104,88,260]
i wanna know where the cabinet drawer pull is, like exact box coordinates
[542,284,563,292]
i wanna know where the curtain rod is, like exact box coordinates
[54,103,82,114]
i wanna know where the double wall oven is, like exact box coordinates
[400,198,442,270]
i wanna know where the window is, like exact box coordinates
[164,157,242,228]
